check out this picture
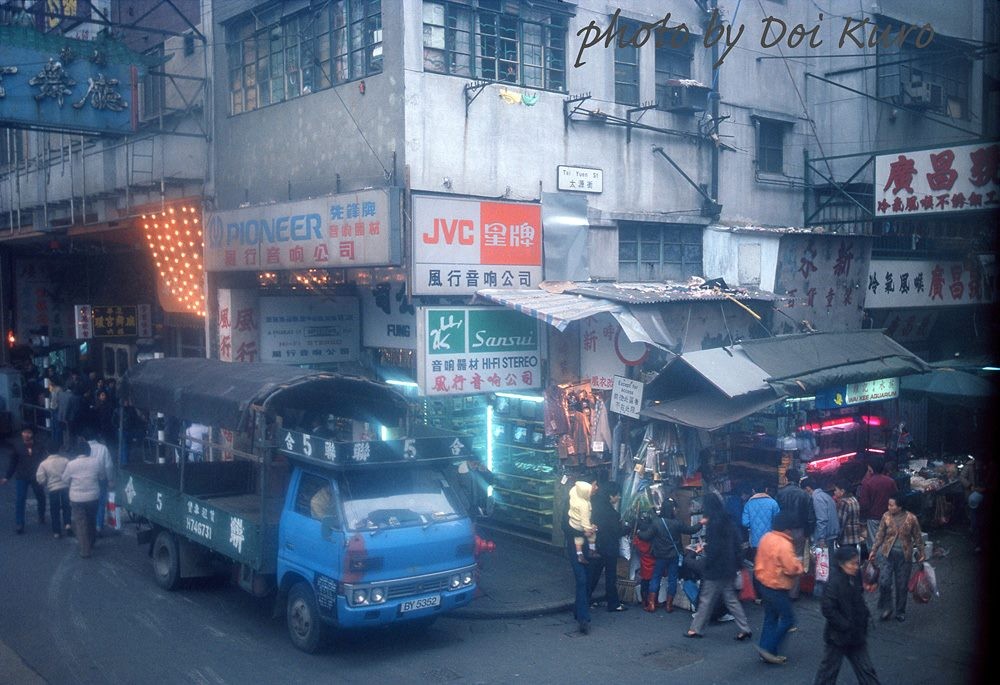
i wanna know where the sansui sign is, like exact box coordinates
[416,306,542,396]
[411,196,542,295]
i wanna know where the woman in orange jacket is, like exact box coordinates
[754,511,804,664]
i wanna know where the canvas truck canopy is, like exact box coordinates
[119,358,408,432]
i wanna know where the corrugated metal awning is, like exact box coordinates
[679,346,771,397]
[640,389,780,431]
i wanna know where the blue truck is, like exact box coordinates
[116,358,477,652]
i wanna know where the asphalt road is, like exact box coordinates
[0,487,990,684]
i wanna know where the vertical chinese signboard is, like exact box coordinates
[216,289,258,363]
[416,307,542,396]
[772,234,872,334]
[204,188,400,272]
[580,313,647,391]
[874,142,999,217]
[410,196,543,295]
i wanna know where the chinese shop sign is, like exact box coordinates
[73,305,151,338]
[259,297,359,365]
[610,376,644,418]
[865,259,996,308]
[204,188,401,272]
[874,143,999,217]
[0,25,143,135]
[581,313,647,391]
[416,307,542,396]
[359,282,416,350]
[217,289,258,363]
[815,377,899,409]
[411,196,543,295]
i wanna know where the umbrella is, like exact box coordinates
[899,368,996,407]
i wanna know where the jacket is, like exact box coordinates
[638,513,701,560]
[702,517,742,581]
[859,473,897,520]
[5,436,47,481]
[776,484,816,536]
[591,492,624,555]
[36,453,70,493]
[633,535,655,580]
[754,530,804,590]
[742,493,779,547]
[567,481,595,536]
[812,489,841,542]
[837,495,865,546]
[871,510,923,560]
[62,455,103,503]
[821,565,870,648]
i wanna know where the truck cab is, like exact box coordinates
[115,358,477,652]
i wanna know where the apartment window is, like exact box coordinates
[422,1,568,91]
[756,119,785,174]
[226,1,381,116]
[614,19,639,105]
[140,46,166,122]
[655,41,692,110]
[876,30,972,119]
[618,223,703,281]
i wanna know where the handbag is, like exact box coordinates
[813,546,830,583]
[738,568,757,602]
[663,517,683,568]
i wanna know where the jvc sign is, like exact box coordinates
[411,196,542,295]
[416,306,542,396]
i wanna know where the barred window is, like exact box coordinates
[618,223,703,282]
[227,1,382,116]
[614,19,640,106]
[756,119,786,174]
[422,1,568,92]
[654,41,692,110]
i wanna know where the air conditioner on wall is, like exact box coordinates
[902,79,944,111]
[660,80,711,113]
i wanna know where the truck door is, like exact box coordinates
[279,471,344,599]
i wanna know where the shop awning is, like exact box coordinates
[474,288,673,348]
[678,346,771,397]
[738,330,932,396]
[640,390,781,431]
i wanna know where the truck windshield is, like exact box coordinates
[339,467,464,531]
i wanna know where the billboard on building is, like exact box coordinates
[204,188,401,272]
[874,142,999,218]
[416,306,542,396]
[410,195,542,295]
[259,296,359,365]
[866,258,996,308]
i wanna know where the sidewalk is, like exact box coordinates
[453,525,600,620]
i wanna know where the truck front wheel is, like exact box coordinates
[287,582,324,653]
[152,530,181,591]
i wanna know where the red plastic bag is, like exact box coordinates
[739,568,757,602]
[908,566,933,604]
[862,560,880,592]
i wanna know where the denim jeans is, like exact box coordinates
[587,552,620,609]
[14,478,46,528]
[649,557,680,601]
[48,489,71,534]
[759,585,796,655]
[568,540,591,624]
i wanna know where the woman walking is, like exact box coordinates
[638,497,702,612]
[868,496,924,622]
[61,439,102,558]
[36,448,72,538]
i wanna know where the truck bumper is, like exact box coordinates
[333,584,476,628]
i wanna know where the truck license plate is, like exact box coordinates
[399,596,441,613]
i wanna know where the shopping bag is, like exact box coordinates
[921,561,939,597]
[619,535,632,561]
[862,559,880,590]
[738,568,757,602]
[813,547,830,583]
[908,565,933,604]
[105,491,123,530]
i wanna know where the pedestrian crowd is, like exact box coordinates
[559,454,986,684]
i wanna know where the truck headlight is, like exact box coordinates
[370,586,386,604]
[449,574,461,589]
[352,589,369,606]
[461,571,474,586]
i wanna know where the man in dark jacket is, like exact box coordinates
[1,427,48,533]
[637,497,702,612]
[813,545,881,684]
[775,469,815,599]
[587,485,627,611]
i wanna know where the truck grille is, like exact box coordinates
[385,575,451,599]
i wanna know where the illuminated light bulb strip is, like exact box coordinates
[143,205,207,316]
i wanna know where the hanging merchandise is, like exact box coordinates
[591,394,613,456]
[544,383,570,436]
[521,92,539,106]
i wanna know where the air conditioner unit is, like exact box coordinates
[660,80,711,113]
[903,80,944,111]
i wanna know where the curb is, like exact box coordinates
[451,599,575,620]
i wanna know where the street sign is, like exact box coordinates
[557,165,603,193]
[610,376,644,418]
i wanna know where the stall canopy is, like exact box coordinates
[120,358,407,431]
[641,330,931,431]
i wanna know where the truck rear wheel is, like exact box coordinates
[287,582,324,653]
[152,530,181,591]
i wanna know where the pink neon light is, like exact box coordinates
[806,452,857,471]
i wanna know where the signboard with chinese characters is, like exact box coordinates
[91,305,138,337]
[416,306,542,396]
[0,25,143,135]
[359,282,416,350]
[874,142,1000,217]
[276,428,472,468]
[259,296,359,365]
[845,377,899,404]
[772,234,872,334]
[610,376,644,418]
[217,289,258,363]
[204,188,401,272]
[580,313,638,391]
[15,260,66,341]
[865,259,996,308]
[557,165,603,193]
[74,305,92,339]
[410,195,542,295]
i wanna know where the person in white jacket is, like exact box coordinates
[84,430,115,534]
[61,439,102,558]
[36,450,71,538]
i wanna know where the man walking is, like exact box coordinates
[742,482,779,598]
[754,511,804,664]
[813,546,881,684]
[1,427,47,533]
[775,469,814,599]
[834,481,865,553]
[859,460,896,556]
[803,478,840,597]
